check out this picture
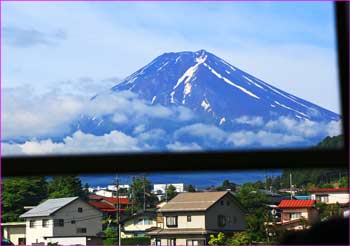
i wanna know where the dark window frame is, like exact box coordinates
[166,216,178,228]
[42,219,49,227]
[54,219,64,227]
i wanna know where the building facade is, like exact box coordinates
[147,191,246,246]
[19,197,103,246]
[1,222,26,245]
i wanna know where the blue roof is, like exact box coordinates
[294,195,311,200]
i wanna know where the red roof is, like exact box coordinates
[88,201,117,212]
[308,188,350,193]
[278,200,315,208]
[103,197,130,205]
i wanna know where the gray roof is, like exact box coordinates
[20,197,79,218]
[158,191,228,212]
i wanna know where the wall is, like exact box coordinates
[25,217,53,245]
[205,194,246,231]
[52,199,103,238]
[150,235,207,246]
[311,193,350,204]
[122,216,157,238]
[162,212,205,229]
[280,208,309,223]
[2,224,26,245]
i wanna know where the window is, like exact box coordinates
[54,219,64,227]
[217,215,226,227]
[220,200,224,206]
[77,228,87,234]
[316,195,329,203]
[167,238,176,246]
[290,213,301,220]
[187,215,192,222]
[144,218,153,225]
[42,219,49,227]
[29,220,35,228]
[71,220,76,224]
[187,240,205,246]
[166,216,178,227]
[156,238,161,246]
[78,207,83,213]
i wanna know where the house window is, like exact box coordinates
[166,216,178,227]
[217,215,226,227]
[29,220,35,228]
[77,228,87,234]
[54,219,64,227]
[187,215,192,222]
[156,238,161,246]
[316,195,329,203]
[187,240,205,246]
[144,218,153,225]
[78,207,83,213]
[42,219,49,227]
[290,213,301,220]
[71,220,76,224]
[167,238,176,246]
[220,200,224,206]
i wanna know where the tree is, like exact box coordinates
[128,176,158,212]
[47,175,85,199]
[208,232,226,245]
[216,180,237,191]
[188,184,196,192]
[2,177,48,222]
[165,184,177,201]
[226,232,251,245]
[103,227,117,245]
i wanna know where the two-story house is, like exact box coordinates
[19,197,103,246]
[120,209,160,238]
[277,200,318,230]
[147,191,246,246]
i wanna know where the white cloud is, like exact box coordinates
[3,130,140,156]
[235,116,264,126]
[227,130,304,147]
[174,123,226,142]
[166,141,202,151]
[2,86,85,139]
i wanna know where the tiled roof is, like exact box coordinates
[20,197,79,218]
[88,201,117,212]
[159,191,232,212]
[278,200,315,208]
[308,188,350,193]
[103,197,130,205]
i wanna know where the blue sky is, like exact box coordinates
[1,2,342,156]
[2,1,339,112]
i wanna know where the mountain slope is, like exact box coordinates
[110,49,339,126]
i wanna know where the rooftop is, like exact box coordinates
[308,188,350,193]
[278,200,315,209]
[20,197,79,218]
[159,191,239,212]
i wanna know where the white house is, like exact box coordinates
[153,184,189,201]
[309,188,350,205]
[19,197,103,246]
[120,210,160,238]
[1,222,26,245]
[147,191,246,246]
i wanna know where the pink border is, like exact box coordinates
[0,1,349,246]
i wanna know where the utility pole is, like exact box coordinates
[289,172,293,200]
[165,184,168,203]
[115,175,121,246]
[143,175,146,211]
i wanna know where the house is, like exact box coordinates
[277,200,318,230]
[308,188,350,204]
[88,194,131,215]
[120,210,160,238]
[153,184,189,201]
[1,222,26,245]
[147,191,246,246]
[19,197,103,246]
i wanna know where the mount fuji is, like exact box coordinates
[76,49,340,150]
